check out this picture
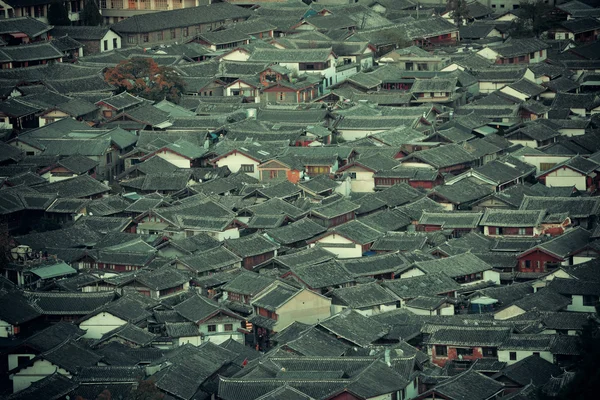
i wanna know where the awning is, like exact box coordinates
[30,262,76,279]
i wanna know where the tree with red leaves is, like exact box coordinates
[104,57,186,104]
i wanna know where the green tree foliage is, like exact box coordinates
[509,0,559,38]
[449,0,470,27]
[104,57,186,103]
[75,389,111,400]
[130,379,164,400]
[48,0,71,26]
[82,0,103,26]
[556,318,600,399]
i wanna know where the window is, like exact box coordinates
[155,0,168,9]
[278,92,285,101]
[103,110,113,118]
[113,38,118,49]
[127,35,135,44]
[100,0,107,8]
[111,0,123,8]
[207,325,216,332]
[436,345,448,356]
[17,356,30,368]
[157,31,164,41]
[540,162,556,171]
[224,324,233,331]
[518,228,526,235]
[482,347,497,357]
[456,348,474,356]
[142,34,149,43]
[170,29,176,39]
[583,295,598,306]
[509,351,517,360]
[348,172,357,179]
[240,164,254,173]
[518,55,526,62]
[183,27,189,37]
[523,260,531,269]
[533,352,540,357]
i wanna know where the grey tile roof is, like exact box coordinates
[112,2,252,34]
[266,217,327,245]
[177,246,241,274]
[430,179,494,205]
[310,197,360,219]
[6,373,78,400]
[26,291,115,316]
[318,309,389,347]
[338,252,407,278]
[413,252,494,277]
[249,47,333,63]
[418,212,483,229]
[281,327,349,357]
[222,270,276,296]
[425,324,511,346]
[480,209,545,227]
[534,227,592,259]
[34,174,110,198]
[225,233,280,258]
[425,369,505,400]
[510,289,571,313]
[403,143,477,169]
[0,41,63,63]
[96,323,157,347]
[288,259,355,289]
[547,277,600,296]
[371,232,429,252]
[359,209,412,232]
[0,289,41,325]
[253,284,299,312]
[331,281,398,309]
[499,333,555,351]
[174,293,238,323]
[41,339,102,373]
[272,247,335,270]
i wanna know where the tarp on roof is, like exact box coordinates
[30,262,77,279]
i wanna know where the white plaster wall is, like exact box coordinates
[516,155,570,174]
[573,256,595,265]
[544,168,587,190]
[483,270,501,285]
[497,349,553,365]
[500,86,530,101]
[156,151,192,168]
[0,319,11,338]
[12,360,70,393]
[221,50,250,61]
[311,234,362,258]
[275,289,331,331]
[348,168,375,193]
[508,139,538,148]
[494,305,525,320]
[215,153,260,179]
[399,268,426,279]
[79,312,127,339]
[100,30,122,53]
[568,295,597,312]
[177,335,202,346]
[202,331,244,345]
[340,129,387,141]
[558,128,585,137]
